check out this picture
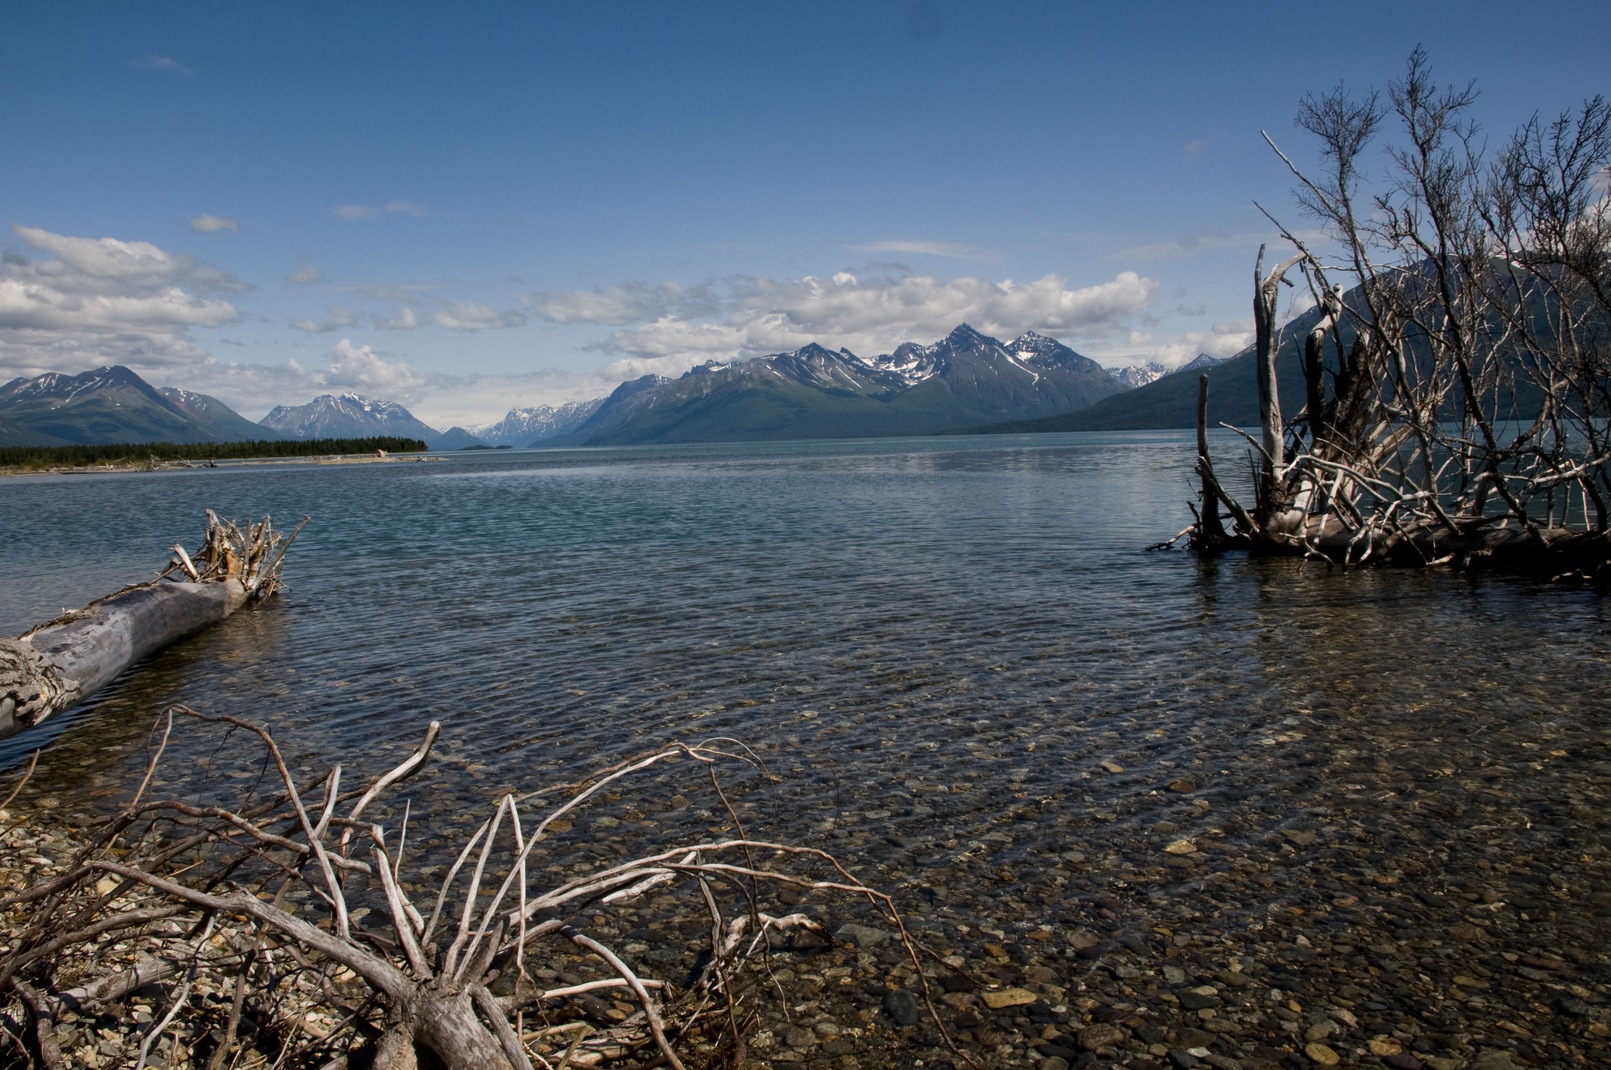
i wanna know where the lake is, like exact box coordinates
[2,432,1607,1068]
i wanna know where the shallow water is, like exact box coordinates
[3,432,1607,842]
[3,433,1608,1063]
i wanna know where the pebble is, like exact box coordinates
[834,922,890,949]
[5,676,1611,1070]
[1303,1041,1340,1065]
[980,987,1037,1009]
[1077,1022,1126,1051]
[882,988,920,1027]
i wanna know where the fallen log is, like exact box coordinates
[0,512,304,739]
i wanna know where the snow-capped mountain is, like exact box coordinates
[1176,352,1228,374]
[470,398,605,447]
[560,323,1127,445]
[1109,362,1169,388]
[1109,353,1228,389]
[0,366,280,446]
[260,393,440,442]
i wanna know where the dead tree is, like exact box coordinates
[1191,49,1611,579]
[0,709,958,1070]
[0,513,306,738]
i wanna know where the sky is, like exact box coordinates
[3,1,1607,431]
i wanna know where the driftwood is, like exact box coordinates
[0,710,963,1070]
[0,512,304,739]
[1179,53,1611,580]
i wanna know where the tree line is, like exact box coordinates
[0,437,430,469]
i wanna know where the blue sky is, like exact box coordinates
[3,1,1607,429]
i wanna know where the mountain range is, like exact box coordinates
[0,366,283,447]
[0,328,1238,450]
[548,325,1129,445]
[261,394,441,443]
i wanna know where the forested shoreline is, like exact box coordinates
[0,437,430,470]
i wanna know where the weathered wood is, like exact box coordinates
[0,514,302,739]
[1,715,962,1070]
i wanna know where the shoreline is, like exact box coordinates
[0,452,444,479]
[6,734,1609,1070]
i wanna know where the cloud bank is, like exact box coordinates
[0,225,244,372]
[526,270,1159,380]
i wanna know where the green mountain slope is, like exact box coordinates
[567,326,1127,445]
[0,367,277,445]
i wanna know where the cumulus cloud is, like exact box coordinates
[286,264,324,285]
[187,214,239,234]
[152,343,437,422]
[290,307,358,333]
[564,269,1158,381]
[127,54,191,76]
[376,307,419,330]
[319,339,431,393]
[12,226,246,294]
[1123,318,1255,369]
[401,367,618,430]
[0,225,243,373]
[179,348,606,429]
[431,301,526,331]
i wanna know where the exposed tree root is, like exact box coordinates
[0,709,963,1069]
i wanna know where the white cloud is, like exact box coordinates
[332,202,425,221]
[403,368,617,430]
[286,265,324,285]
[1115,318,1255,370]
[290,307,358,333]
[1115,230,1242,261]
[177,350,609,428]
[126,54,191,76]
[848,239,994,260]
[148,344,435,421]
[0,225,242,373]
[574,269,1158,381]
[321,339,431,394]
[518,281,716,325]
[431,301,526,331]
[187,214,240,234]
[13,226,245,293]
[377,307,419,330]
[345,283,429,303]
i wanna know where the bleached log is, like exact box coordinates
[0,514,302,739]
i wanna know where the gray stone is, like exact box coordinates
[834,922,890,949]
[882,988,920,1028]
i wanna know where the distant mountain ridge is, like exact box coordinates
[556,324,1126,445]
[260,393,441,442]
[470,399,605,447]
[1,331,1238,451]
[0,366,285,447]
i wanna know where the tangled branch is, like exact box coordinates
[0,709,959,1070]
